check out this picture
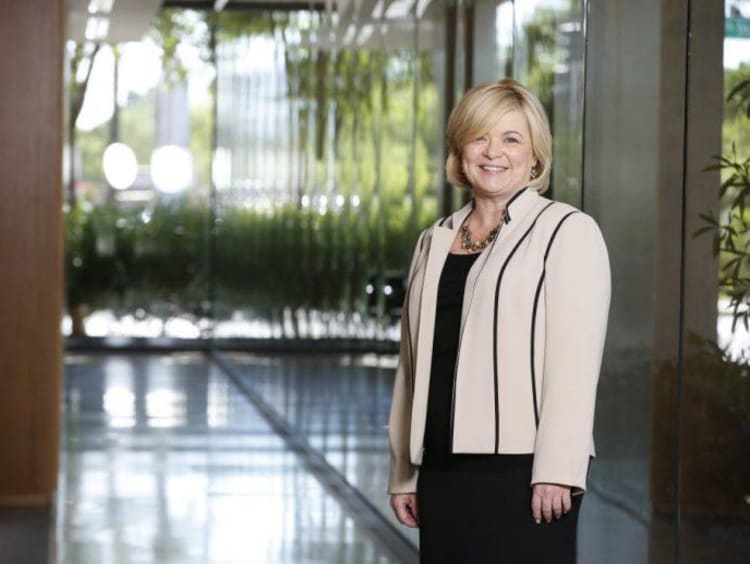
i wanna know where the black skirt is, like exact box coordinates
[417,252,584,562]
[417,461,584,564]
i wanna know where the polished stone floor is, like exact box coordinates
[58,353,405,564]
[56,351,749,564]
[219,351,750,564]
[220,352,418,548]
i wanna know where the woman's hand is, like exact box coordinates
[390,493,419,528]
[531,483,571,524]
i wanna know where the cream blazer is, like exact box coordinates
[387,187,611,495]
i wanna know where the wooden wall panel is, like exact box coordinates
[0,0,65,506]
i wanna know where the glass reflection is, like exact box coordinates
[103,387,135,428]
[61,354,399,563]
[102,357,136,428]
[224,352,419,548]
[64,10,213,339]
[513,0,585,205]
[473,0,514,84]
[145,388,186,428]
[675,2,750,562]
[213,5,436,341]
[582,0,677,560]
[206,375,229,428]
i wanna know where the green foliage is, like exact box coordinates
[190,103,213,188]
[725,68,750,120]
[65,200,120,310]
[66,7,443,334]
[214,10,275,42]
[65,200,418,325]
[119,89,156,164]
[77,122,108,183]
[65,199,209,320]
[213,202,412,317]
[723,67,750,156]
[697,65,750,333]
[149,9,211,87]
[68,41,102,120]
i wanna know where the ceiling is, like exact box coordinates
[68,0,163,43]
[67,1,440,48]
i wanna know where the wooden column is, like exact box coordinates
[0,0,65,506]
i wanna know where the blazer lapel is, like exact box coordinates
[460,188,542,329]
[409,201,472,457]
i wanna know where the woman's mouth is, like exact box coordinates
[479,165,508,174]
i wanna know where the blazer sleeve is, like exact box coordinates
[387,229,427,494]
[530,212,611,494]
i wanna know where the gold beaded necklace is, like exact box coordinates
[460,212,503,252]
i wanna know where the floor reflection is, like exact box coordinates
[59,351,748,563]
[221,352,417,548]
[220,351,750,564]
[59,353,399,564]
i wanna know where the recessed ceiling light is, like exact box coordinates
[87,0,114,15]
[84,16,109,40]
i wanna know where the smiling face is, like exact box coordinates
[460,109,538,199]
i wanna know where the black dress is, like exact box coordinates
[417,252,584,564]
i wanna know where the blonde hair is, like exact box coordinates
[445,79,552,194]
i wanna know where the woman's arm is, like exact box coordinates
[387,229,427,495]
[531,212,611,494]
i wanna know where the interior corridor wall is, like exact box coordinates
[0,0,65,506]
[582,0,744,562]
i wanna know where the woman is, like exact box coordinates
[387,79,611,563]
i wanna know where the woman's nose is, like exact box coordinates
[483,138,503,158]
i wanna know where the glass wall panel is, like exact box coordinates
[210,1,449,549]
[513,0,585,205]
[416,0,449,227]
[212,4,438,342]
[65,10,214,339]
[65,4,447,344]
[582,0,678,562]
[473,0,514,84]
[677,1,750,562]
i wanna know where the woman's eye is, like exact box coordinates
[475,135,487,142]
[506,137,519,144]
